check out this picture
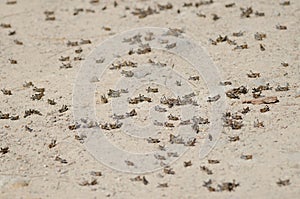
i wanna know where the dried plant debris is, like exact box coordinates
[220,81,232,86]
[147,137,160,143]
[131,7,158,18]
[130,176,149,185]
[233,43,248,50]
[240,154,253,160]
[90,171,102,176]
[146,86,158,93]
[110,89,127,98]
[100,121,122,130]
[60,62,72,69]
[79,179,98,186]
[157,183,168,188]
[280,1,290,6]
[276,24,287,30]
[260,105,270,113]
[54,156,68,164]
[0,147,9,154]
[276,179,291,186]
[229,135,240,142]
[195,0,214,7]
[208,159,220,164]
[247,71,260,78]
[255,11,265,16]
[165,28,184,37]
[254,119,264,128]
[0,23,11,28]
[240,7,253,18]
[275,84,289,91]
[164,166,175,175]
[260,44,266,51]
[1,89,12,95]
[128,94,152,104]
[232,31,244,37]
[125,160,134,166]
[226,86,248,99]
[207,94,220,102]
[183,160,192,167]
[200,166,213,175]
[48,139,57,149]
[212,14,220,21]
[243,96,279,105]
[254,32,266,41]
[8,30,16,36]
[223,112,243,130]
[23,81,34,88]
[24,109,42,118]
[47,99,56,105]
[189,76,200,81]
[203,179,239,192]
[9,59,17,64]
[225,3,235,8]
[136,43,151,54]
[59,105,68,113]
[44,11,55,21]
[110,60,137,70]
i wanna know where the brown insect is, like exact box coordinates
[276,24,287,30]
[275,83,289,91]
[228,135,240,142]
[247,70,260,78]
[121,70,134,77]
[13,39,23,45]
[125,160,134,166]
[147,137,160,143]
[260,43,266,51]
[54,155,67,164]
[189,76,200,81]
[208,159,220,164]
[200,166,213,175]
[232,31,244,37]
[58,105,68,113]
[233,43,248,50]
[240,7,253,18]
[79,179,98,186]
[157,183,168,188]
[164,166,175,175]
[207,94,220,102]
[130,176,149,185]
[47,99,56,105]
[225,3,235,8]
[276,179,290,186]
[9,59,17,64]
[260,105,270,113]
[254,32,266,40]
[168,114,179,121]
[165,42,176,49]
[48,139,57,149]
[0,147,9,154]
[0,23,11,28]
[255,11,265,16]
[90,171,102,176]
[212,14,220,21]
[226,86,248,99]
[6,0,17,5]
[1,89,12,95]
[254,119,264,128]
[184,160,192,167]
[280,1,290,6]
[24,109,42,118]
[60,62,72,69]
[0,111,9,119]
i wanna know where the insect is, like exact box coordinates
[54,156,67,164]
[59,56,70,61]
[164,166,175,175]
[47,99,56,105]
[9,59,17,64]
[260,105,270,113]
[24,109,42,118]
[48,139,57,149]
[147,137,160,143]
[60,62,72,69]
[212,14,220,21]
[281,62,288,67]
[232,31,244,37]
[247,70,260,78]
[184,160,192,167]
[0,111,10,119]
[240,7,253,18]
[254,119,264,128]
[228,135,240,142]
[0,23,11,28]
[275,83,289,91]
[80,39,91,45]
[10,115,19,120]
[260,44,266,51]
[154,105,167,112]
[126,109,137,117]
[67,41,79,47]
[168,114,179,121]
[75,47,83,53]
[130,176,149,185]
[254,32,266,40]
[255,11,265,16]
[188,76,200,81]
[207,94,220,102]
[200,166,213,175]
[276,24,287,30]
[136,43,151,54]
[165,42,176,49]
[225,3,235,8]
[233,43,248,50]
[0,147,9,154]
[90,171,102,176]
[276,179,290,186]
[58,105,68,113]
[208,159,220,164]
[157,183,168,188]
[79,179,98,186]
[121,70,134,77]
[125,160,134,166]
[280,1,290,6]
[154,154,165,160]
[13,39,23,45]
[1,89,12,95]
[226,86,248,99]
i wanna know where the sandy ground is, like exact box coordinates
[0,0,300,198]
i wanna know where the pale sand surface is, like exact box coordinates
[0,0,299,198]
